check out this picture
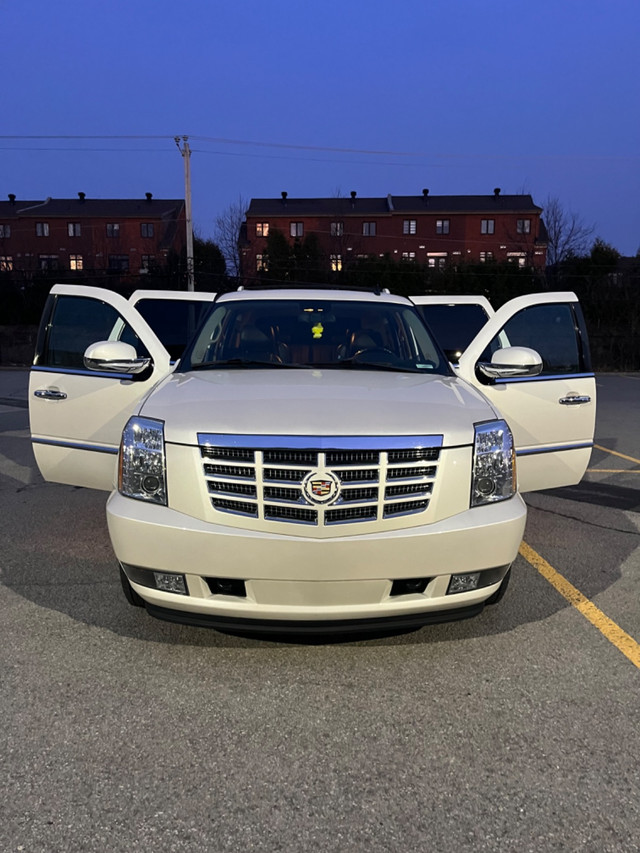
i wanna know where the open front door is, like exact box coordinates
[410,295,495,363]
[29,285,180,491]
[455,291,596,492]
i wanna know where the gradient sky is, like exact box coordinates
[2,0,639,255]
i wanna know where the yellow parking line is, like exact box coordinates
[595,444,640,466]
[519,542,640,669]
[587,468,640,474]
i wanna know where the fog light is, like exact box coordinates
[153,572,188,595]
[447,573,481,594]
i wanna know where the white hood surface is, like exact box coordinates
[140,369,497,447]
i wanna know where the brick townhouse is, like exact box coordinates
[241,189,547,276]
[0,193,186,275]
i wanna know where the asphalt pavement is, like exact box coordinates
[1,369,639,853]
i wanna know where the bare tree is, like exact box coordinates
[214,195,248,278]
[543,196,594,266]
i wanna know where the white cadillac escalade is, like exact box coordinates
[29,284,595,634]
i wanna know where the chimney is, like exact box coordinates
[281,191,288,204]
[8,193,16,204]
[422,188,429,197]
[350,190,357,208]
[145,192,153,202]
[78,191,86,202]
[493,187,501,197]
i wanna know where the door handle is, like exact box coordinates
[559,395,591,406]
[34,389,68,400]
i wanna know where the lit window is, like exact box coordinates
[36,222,49,237]
[108,254,129,271]
[141,255,155,270]
[362,222,376,236]
[403,219,417,235]
[0,255,13,271]
[69,254,83,270]
[39,254,58,270]
[331,221,344,236]
[402,252,416,261]
[290,222,304,238]
[106,223,120,238]
[0,224,11,238]
[256,254,269,272]
[481,219,495,234]
[517,219,531,234]
[141,223,154,238]
[330,254,342,271]
[68,222,81,237]
[479,252,494,263]
[256,222,270,237]
[436,220,449,235]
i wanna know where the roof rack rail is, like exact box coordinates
[236,280,390,295]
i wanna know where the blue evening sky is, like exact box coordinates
[2,0,639,254]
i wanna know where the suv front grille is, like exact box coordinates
[198,435,442,526]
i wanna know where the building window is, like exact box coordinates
[256,222,269,237]
[141,255,155,270]
[508,252,527,267]
[68,222,81,237]
[39,254,58,270]
[290,222,304,238]
[108,254,129,271]
[330,254,342,272]
[517,219,531,234]
[0,224,11,238]
[481,219,495,234]
[0,255,13,271]
[69,254,83,270]
[401,252,416,261]
[36,222,49,237]
[362,222,376,236]
[331,221,344,236]
[141,223,155,238]
[479,251,494,263]
[403,219,417,235]
[106,223,120,238]
[256,253,269,272]
[436,219,449,235]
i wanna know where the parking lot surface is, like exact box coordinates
[1,369,639,852]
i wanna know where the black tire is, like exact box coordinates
[485,567,511,606]
[119,565,145,607]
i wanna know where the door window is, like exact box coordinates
[481,303,583,375]
[38,295,148,369]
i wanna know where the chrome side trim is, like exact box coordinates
[516,441,593,457]
[31,366,135,380]
[493,372,595,385]
[197,434,444,451]
[31,437,118,455]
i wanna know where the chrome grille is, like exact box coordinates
[199,435,442,526]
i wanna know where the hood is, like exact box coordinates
[140,369,497,447]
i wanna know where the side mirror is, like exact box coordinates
[477,346,543,380]
[84,340,152,375]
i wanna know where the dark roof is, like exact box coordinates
[0,197,184,219]
[247,193,542,217]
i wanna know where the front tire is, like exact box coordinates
[119,565,145,607]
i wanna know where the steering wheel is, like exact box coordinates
[351,347,401,365]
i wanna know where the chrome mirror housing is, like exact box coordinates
[84,340,152,375]
[477,346,543,380]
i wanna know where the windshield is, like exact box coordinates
[178,298,450,374]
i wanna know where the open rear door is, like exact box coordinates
[455,291,596,492]
[29,285,199,491]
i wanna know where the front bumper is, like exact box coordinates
[107,491,526,627]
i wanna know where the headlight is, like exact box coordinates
[471,420,516,507]
[118,416,167,505]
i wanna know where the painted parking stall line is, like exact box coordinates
[519,542,640,670]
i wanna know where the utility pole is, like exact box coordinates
[175,135,195,291]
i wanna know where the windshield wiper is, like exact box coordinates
[313,360,423,373]
[191,358,299,370]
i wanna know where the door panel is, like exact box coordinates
[30,285,174,491]
[457,292,596,492]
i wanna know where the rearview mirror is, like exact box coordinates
[477,346,543,380]
[84,340,152,375]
